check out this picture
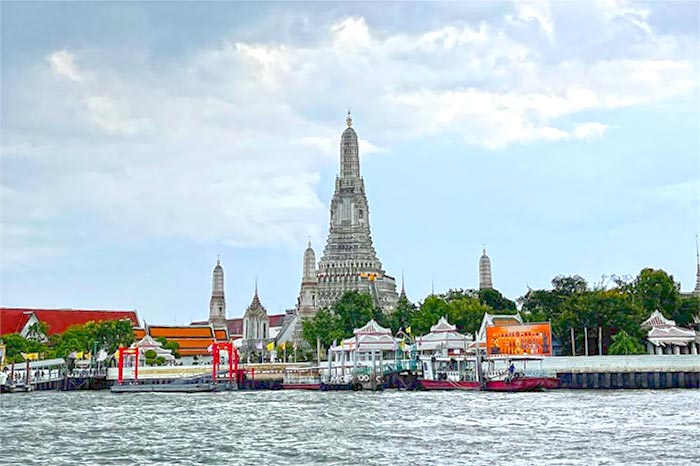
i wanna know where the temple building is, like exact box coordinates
[240,284,273,351]
[208,258,226,327]
[642,310,699,355]
[316,112,398,311]
[479,247,493,290]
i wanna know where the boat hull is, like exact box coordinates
[419,379,481,390]
[320,382,356,391]
[282,383,321,390]
[485,377,560,392]
[111,383,216,393]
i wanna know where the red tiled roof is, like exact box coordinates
[226,318,243,336]
[0,308,139,336]
[0,309,33,335]
[269,314,286,328]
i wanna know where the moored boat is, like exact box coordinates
[110,374,237,393]
[282,366,322,390]
[417,355,481,390]
[483,356,560,392]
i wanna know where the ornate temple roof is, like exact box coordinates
[641,310,676,328]
[430,316,457,333]
[353,319,391,336]
[244,287,269,320]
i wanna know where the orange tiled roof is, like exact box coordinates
[133,328,147,339]
[148,326,214,338]
[179,348,210,356]
[172,338,217,349]
[214,329,228,340]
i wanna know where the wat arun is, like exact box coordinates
[312,112,398,312]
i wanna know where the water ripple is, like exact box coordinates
[1,390,699,465]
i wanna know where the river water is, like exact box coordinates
[1,390,698,465]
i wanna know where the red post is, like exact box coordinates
[251,367,255,388]
[134,350,139,381]
[117,348,124,384]
[228,343,233,383]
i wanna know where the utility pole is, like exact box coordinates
[570,328,576,357]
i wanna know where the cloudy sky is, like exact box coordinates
[2,1,698,324]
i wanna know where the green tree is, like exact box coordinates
[446,295,493,337]
[478,288,517,311]
[302,308,344,348]
[1,333,49,363]
[608,330,646,355]
[385,295,417,333]
[632,268,679,317]
[49,319,136,358]
[674,295,700,328]
[332,291,383,336]
[552,275,588,295]
[25,321,49,341]
[410,294,449,335]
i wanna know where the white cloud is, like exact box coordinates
[47,50,85,82]
[509,0,555,39]
[573,122,608,140]
[84,96,151,135]
[3,3,698,265]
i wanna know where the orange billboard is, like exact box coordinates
[486,323,553,356]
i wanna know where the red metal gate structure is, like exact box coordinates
[210,341,239,385]
[117,347,139,384]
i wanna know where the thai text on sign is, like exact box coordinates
[486,323,553,356]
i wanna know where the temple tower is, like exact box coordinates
[479,247,493,290]
[297,239,319,319]
[208,258,226,326]
[316,112,398,311]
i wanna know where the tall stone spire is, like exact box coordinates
[208,257,226,326]
[400,270,407,300]
[317,112,398,311]
[298,239,319,318]
[479,246,493,290]
[694,235,700,295]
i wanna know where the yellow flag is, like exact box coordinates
[400,340,406,351]
[266,341,274,351]
[280,342,286,349]
[75,351,84,359]
[22,352,39,361]
[406,326,412,334]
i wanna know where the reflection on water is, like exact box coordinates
[3,390,699,465]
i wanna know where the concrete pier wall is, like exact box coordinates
[541,355,700,389]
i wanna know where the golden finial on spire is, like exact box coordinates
[346,110,352,127]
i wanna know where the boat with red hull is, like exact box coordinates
[419,379,481,390]
[485,376,559,392]
[483,356,560,392]
[417,355,482,390]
